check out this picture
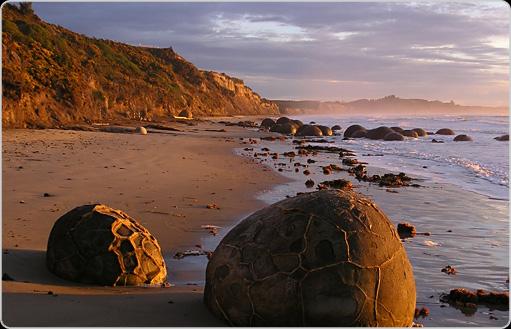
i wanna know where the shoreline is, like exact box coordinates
[2,118,508,327]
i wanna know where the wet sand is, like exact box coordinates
[2,121,287,326]
[242,137,509,327]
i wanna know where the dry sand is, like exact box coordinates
[1,121,287,326]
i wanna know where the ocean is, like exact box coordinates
[294,114,509,201]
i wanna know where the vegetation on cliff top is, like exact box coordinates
[2,3,278,128]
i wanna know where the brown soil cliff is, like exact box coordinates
[2,4,278,128]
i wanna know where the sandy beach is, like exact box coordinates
[2,120,287,326]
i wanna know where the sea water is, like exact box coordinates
[297,114,509,201]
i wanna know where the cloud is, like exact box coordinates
[32,1,509,106]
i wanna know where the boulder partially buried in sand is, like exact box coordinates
[453,134,472,142]
[412,128,428,137]
[204,189,416,326]
[402,130,419,138]
[317,125,333,136]
[46,204,167,286]
[436,128,455,135]
[178,109,193,119]
[135,126,147,135]
[494,134,509,141]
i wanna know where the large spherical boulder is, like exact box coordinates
[178,109,193,119]
[46,204,167,286]
[296,125,323,137]
[436,128,455,135]
[344,125,366,138]
[453,134,472,142]
[402,130,419,138]
[276,117,293,125]
[204,190,416,326]
[270,123,297,135]
[384,132,405,141]
[412,128,427,137]
[317,125,333,136]
[260,118,276,128]
[366,126,394,140]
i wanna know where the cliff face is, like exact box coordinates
[1,4,278,128]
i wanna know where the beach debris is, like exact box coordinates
[243,147,253,151]
[295,168,299,172]
[144,124,181,132]
[494,134,509,141]
[441,265,457,275]
[174,249,212,259]
[2,273,15,281]
[322,167,332,175]
[440,288,509,313]
[342,158,358,166]
[296,144,355,154]
[206,203,220,210]
[412,322,424,327]
[307,159,316,164]
[204,190,416,326]
[386,189,398,193]
[283,151,296,157]
[305,179,315,188]
[318,179,353,191]
[201,224,221,236]
[453,134,473,142]
[303,170,311,175]
[46,204,167,286]
[397,223,416,238]
[423,240,440,247]
[19,200,25,204]
[43,192,53,197]
[414,307,430,318]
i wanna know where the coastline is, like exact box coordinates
[2,119,508,327]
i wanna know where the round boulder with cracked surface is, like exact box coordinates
[46,204,167,286]
[204,190,416,326]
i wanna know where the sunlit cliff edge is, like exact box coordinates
[1,3,278,128]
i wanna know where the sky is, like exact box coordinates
[31,1,510,107]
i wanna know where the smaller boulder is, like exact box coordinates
[276,117,293,125]
[391,126,405,134]
[344,124,366,138]
[135,127,147,135]
[178,109,193,119]
[296,125,323,137]
[317,125,333,136]
[412,128,428,137]
[384,132,405,141]
[494,134,509,141]
[331,125,342,131]
[453,134,472,142]
[402,130,419,138]
[261,118,276,128]
[436,128,455,135]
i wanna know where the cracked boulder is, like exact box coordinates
[204,190,416,326]
[46,204,167,286]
